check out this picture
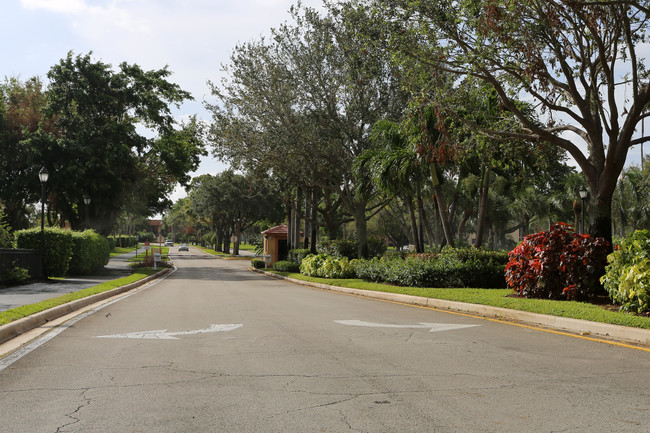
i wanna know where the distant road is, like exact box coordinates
[0,248,648,432]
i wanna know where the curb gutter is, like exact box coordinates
[0,268,171,346]
[256,270,650,347]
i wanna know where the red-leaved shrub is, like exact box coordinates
[505,223,610,300]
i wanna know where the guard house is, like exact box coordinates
[261,225,289,266]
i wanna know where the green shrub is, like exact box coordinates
[273,260,300,272]
[251,258,266,269]
[317,236,387,259]
[69,230,111,275]
[288,248,311,264]
[0,263,30,285]
[299,254,355,279]
[108,235,137,248]
[601,230,650,313]
[505,223,610,300]
[15,227,73,277]
[354,246,508,289]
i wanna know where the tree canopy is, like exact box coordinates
[372,0,650,242]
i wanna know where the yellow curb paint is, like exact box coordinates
[258,270,650,354]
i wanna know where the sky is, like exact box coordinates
[2,0,327,205]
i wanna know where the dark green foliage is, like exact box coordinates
[354,246,507,288]
[273,260,300,272]
[0,212,12,248]
[288,249,310,264]
[0,263,30,285]
[505,223,610,300]
[108,235,137,249]
[69,230,110,275]
[251,258,266,269]
[601,230,650,313]
[15,227,73,277]
[318,236,387,259]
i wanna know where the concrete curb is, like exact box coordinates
[0,268,171,345]
[255,269,650,347]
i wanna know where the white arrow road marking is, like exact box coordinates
[334,320,479,332]
[96,323,243,340]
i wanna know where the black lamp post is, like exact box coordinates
[578,185,588,234]
[83,194,91,229]
[38,167,49,278]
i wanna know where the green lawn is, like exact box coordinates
[195,244,255,256]
[268,271,650,330]
[110,246,137,257]
[0,268,159,326]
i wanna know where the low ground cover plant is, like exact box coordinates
[601,230,650,313]
[300,254,356,279]
[505,223,610,301]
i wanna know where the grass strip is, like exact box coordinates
[0,268,159,327]
[109,246,137,257]
[269,271,650,330]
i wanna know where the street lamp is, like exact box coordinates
[38,167,49,278]
[83,194,91,229]
[578,185,588,234]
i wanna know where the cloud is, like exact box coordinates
[20,0,89,14]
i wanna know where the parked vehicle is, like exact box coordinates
[165,239,174,246]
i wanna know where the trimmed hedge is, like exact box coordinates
[273,260,300,272]
[251,258,266,269]
[69,230,111,275]
[354,247,507,288]
[108,235,137,249]
[15,227,74,277]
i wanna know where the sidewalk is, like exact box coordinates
[0,250,138,313]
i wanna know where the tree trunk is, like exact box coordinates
[310,187,319,254]
[416,192,426,252]
[303,188,310,249]
[354,204,369,258]
[406,197,420,252]
[429,163,455,247]
[475,165,491,248]
[457,207,472,244]
[233,214,241,256]
[294,187,302,251]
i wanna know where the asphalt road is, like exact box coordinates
[0,249,648,432]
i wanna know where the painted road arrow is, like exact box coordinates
[96,323,243,340]
[334,320,479,332]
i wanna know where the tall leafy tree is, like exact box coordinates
[0,77,52,230]
[374,0,650,243]
[208,4,405,257]
[37,51,199,234]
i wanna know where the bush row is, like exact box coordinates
[15,228,110,277]
[354,247,507,288]
[108,235,138,249]
[70,231,111,275]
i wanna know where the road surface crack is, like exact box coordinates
[55,389,91,433]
